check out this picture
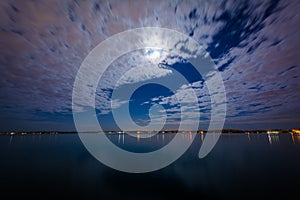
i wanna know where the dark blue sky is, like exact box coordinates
[0,0,300,131]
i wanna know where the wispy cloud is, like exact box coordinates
[1,0,300,130]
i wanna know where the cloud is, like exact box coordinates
[146,80,212,124]
[1,0,300,130]
[115,63,173,87]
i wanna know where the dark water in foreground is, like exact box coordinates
[0,133,300,200]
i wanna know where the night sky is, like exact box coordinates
[1,0,300,131]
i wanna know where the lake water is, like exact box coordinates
[1,133,300,199]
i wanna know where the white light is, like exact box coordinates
[145,48,164,63]
[148,50,161,59]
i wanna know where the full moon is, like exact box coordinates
[145,48,163,63]
[148,49,161,59]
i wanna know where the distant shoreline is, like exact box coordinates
[1,129,299,135]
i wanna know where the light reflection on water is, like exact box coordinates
[290,133,300,144]
[106,131,196,153]
[105,132,300,147]
[267,133,280,144]
[1,133,300,199]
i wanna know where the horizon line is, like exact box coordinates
[1,128,299,134]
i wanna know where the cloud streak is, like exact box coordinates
[0,0,300,130]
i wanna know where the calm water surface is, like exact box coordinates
[1,133,300,200]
